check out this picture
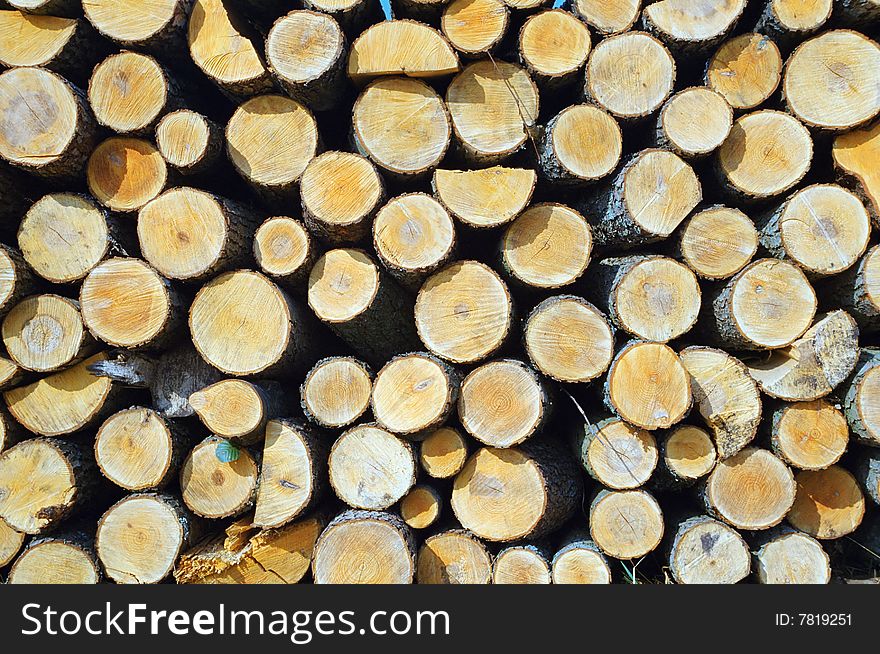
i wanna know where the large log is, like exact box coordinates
[767,399,848,471]
[7,528,101,584]
[538,104,621,186]
[416,529,492,584]
[180,436,259,519]
[654,87,732,159]
[347,20,459,81]
[642,0,746,55]
[705,33,782,111]
[668,515,750,584]
[671,205,757,281]
[571,0,639,35]
[441,0,508,57]
[752,527,831,584]
[518,9,591,92]
[84,0,194,54]
[189,379,284,445]
[551,536,611,584]
[755,0,831,49]
[787,465,865,539]
[432,167,536,229]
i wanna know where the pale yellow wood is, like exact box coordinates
[190,380,264,439]
[87,137,167,211]
[661,87,732,156]
[372,354,452,435]
[572,0,639,34]
[417,530,491,584]
[374,194,454,275]
[400,485,442,529]
[773,400,848,470]
[302,357,372,428]
[433,167,535,228]
[2,294,87,372]
[0,517,23,567]
[552,546,611,584]
[755,531,831,584]
[308,249,378,323]
[493,547,550,584]
[645,0,745,41]
[441,0,508,55]
[313,514,414,584]
[155,110,211,169]
[254,420,318,528]
[664,425,716,481]
[267,10,343,84]
[0,11,77,68]
[590,490,664,559]
[419,426,467,478]
[181,437,258,518]
[586,419,658,489]
[301,152,383,227]
[188,0,267,88]
[84,0,180,43]
[89,51,168,133]
[550,105,622,181]
[679,206,757,279]
[833,120,880,218]
[9,541,99,584]
[771,0,832,29]
[622,150,702,238]
[520,9,590,78]
[254,217,310,277]
[95,407,174,490]
[348,20,459,81]
[787,465,865,539]
[671,518,750,584]
[707,33,782,110]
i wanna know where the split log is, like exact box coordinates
[702,447,796,530]
[180,436,259,519]
[671,205,757,280]
[523,295,614,384]
[551,537,611,584]
[701,258,817,351]
[87,137,168,212]
[755,0,831,49]
[253,419,327,529]
[787,465,865,539]
[841,349,880,446]
[303,0,382,35]
[668,515,750,584]
[783,30,880,132]
[752,527,831,584]
[347,20,459,82]
[590,489,664,559]
[538,105,621,186]
[832,119,880,223]
[94,406,189,490]
[96,492,201,584]
[0,437,99,534]
[604,341,692,431]
[441,0,508,57]
[658,425,717,487]
[432,167,535,229]
[458,358,550,448]
[500,203,591,290]
[767,400,848,470]
[328,424,416,510]
[573,416,658,489]
[855,450,880,506]
[446,59,539,164]
[519,9,591,91]
[0,245,37,320]
[372,352,459,438]
[655,87,732,158]
[419,426,468,479]
[155,110,223,175]
[254,217,316,291]
[300,356,373,429]
[0,66,98,180]
[571,0,639,35]
[493,544,551,584]
[0,517,23,567]
[416,529,492,584]
[451,440,582,541]
[705,33,782,111]
[399,484,443,530]
[415,260,513,364]
[312,509,416,584]
[641,0,746,55]
[820,245,879,334]
[80,258,185,349]
[308,248,419,366]
[679,346,762,459]
[84,0,193,53]
[7,529,101,584]
[189,379,284,445]
[301,151,384,246]
[353,77,450,178]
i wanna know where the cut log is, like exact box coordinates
[841,349,880,446]
[855,450,880,505]
[8,529,100,584]
[493,544,551,584]
[446,59,539,164]
[416,529,492,584]
[679,346,762,459]
[589,255,701,343]
[573,416,658,489]
[701,258,817,350]
[672,205,757,280]
[2,295,93,373]
[705,33,782,111]
[347,20,459,82]
[399,484,442,529]
[328,424,416,510]
[703,447,796,530]
[571,0,639,35]
[519,9,591,91]
[783,30,880,132]
[538,104,621,186]
[253,418,327,528]
[500,203,591,289]
[419,426,468,478]
[578,149,702,249]
[0,66,98,180]
[266,10,347,113]
[226,95,319,203]
[0,245,37,320]
[87,137,168,212]
[432,167,535,229]
[80,258,185,349]
[253,216,316,291]
[524,295,614,384]
[752,527,831,584]
[441,0,508,57]
[747,310,860,401]
[373,194,456,292]
[755,0,832,48]
[300,356,373,429]
[787,465,865,539]
[191,269,320,377]
[84,0,193,53]
[832,119,880,223]
[717,110,813,202]
[604,341,692,431]
[353,77,450,178]
[655,87,732,158]
[4,352,121,437]
[312,509,416,584]
[96,492,201,584]
[303,0,381,35]
[95,406,188,490]
[301,151,384,246]
[308,248,419,366]
[180,436,259,519]
[590,489,664,559]
[372,352,460,437]
[451,440,582,541]
[18,193,132,285]
[458,358,550,448]
[188,0,272,97]
[659,424,717,486]
[0,350,24,392]
[0,517,24,567]
[155,110,223,175]
[551,537,611,584]
[668,515,750,584]
[768,400,848,470]
[584,32,674,121]
[820,245,879,334]
[189,379,284,445]
[641,0,746,55]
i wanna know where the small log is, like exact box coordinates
[752,527,831,584]
[590,489,664,560]
[668,515,750,584]
[328,424,416,510]
[819,245,879,334]
[8,528,101,584]
[419,426,468,479]
[832,119,880,224]
[671,205,757,280]
[312,509,416,584]
[180,436,259,519]
[432,167,535,229]
[642,0,746,55]
[0,517,24,568]
[841,349,880,446]
[493,544,551,584]
[855,450,880,506]
[189,379,284,445]
[519,9,591,92]
[604,341,692,431]
[347,20,459,82]
[308,248,419,367]
[0,245,37,320]
[703,447,796,530]
[655,87,732,158]
[303,0,382,35]
[538,104,621,186]
[768,400,848,470]
[301,151,385,246]
[254,217,316,292]
[705,33,782,111]
[658,425,717,487]
[787,465,865,539]
[399,484,443,530]
[155,110,223,175]
[571,0,639,35]
[300,356,373,429]
[755,0,831,49]
[441,0,508,57]
[416,529,492,584]
[253,418,327,529]
[84,0,193,54]
[87,137,168,212]
[551,537,611,584]
[573,416,658,489]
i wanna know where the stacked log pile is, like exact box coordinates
[0,0,878,585]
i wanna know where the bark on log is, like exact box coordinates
[300,356,373,429]
[835,0,880,26]
[492,544,551,584]
[572,415,658,489]
[254,216,317,292]
[855,450,880,506]
[441,0,508,57]
[419,426,468,479]
[670,205,757,280]
[0,245,37,321]
[551,536,611,584]
[589,489,664,559]
[87,137,168,212]
[755,0,832,50]
[840,348,880,446]
[416,528,492,584]
[399,484,443,530]
[787,465,865,539]
[0,405,26,453]
[432,167,535,229]
[832,118,880,225]
[668,514,750,584]
[155,110,224,175]
[751,526,831,584]
[180,435,260,519]
[8,527,101,584]
[819,245,880,334]
[189,379,284,445]
[767,399,848,471]
[705,33,782,111]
